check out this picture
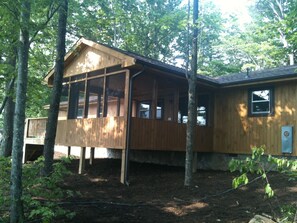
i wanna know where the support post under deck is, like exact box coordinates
[89,147,95,165]
[120,149,126,184]
[67,146,71,157]
[79,147,86,174]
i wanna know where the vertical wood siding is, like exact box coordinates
[27,118,47,138]
[214,82,297,156]
[55,117,125,148]
[130,118,213,152]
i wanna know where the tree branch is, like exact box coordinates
[0,2,19,21]
[29,1,60,44]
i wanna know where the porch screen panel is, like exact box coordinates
[59,84,69,119]
[68,81,85,119]
[86,78,104,118]
[104,73,125,117]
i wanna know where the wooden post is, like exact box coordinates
[79,147,86,174]
[67,146,71,157]
[121,70,131,185]
[192,151,198,173]
[151,78,158,119]
[173,88,179,122]
[89,147,95,165]
[120,149,126,184]
[22,119,29,163]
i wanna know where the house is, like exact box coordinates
[23,38,297,183]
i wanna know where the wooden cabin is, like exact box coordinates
[23,38,297,183]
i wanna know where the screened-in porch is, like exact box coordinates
[24,65,214,153]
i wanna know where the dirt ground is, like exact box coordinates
[59,157,297,223]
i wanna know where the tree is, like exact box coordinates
[0,59,16,157]
[67,0,187,63]
[0,2,19,157]
[10,0,31,221]
[43,0,68,176]
[250,0,296,65]
[184,0,199,186]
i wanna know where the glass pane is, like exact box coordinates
[252,101,270,113]
[156,100,164,119]
[197,94,209,126]
[86,78,104,118]
[105,73,125,117]
[138,102,151,119]
[197,106,207,126]
[179,96,188,123]
[252,90,270,102]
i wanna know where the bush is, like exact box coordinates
[0,156,75,222]
[229,146,297,222]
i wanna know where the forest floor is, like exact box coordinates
[58,156,297,223]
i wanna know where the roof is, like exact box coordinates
[216,65,297,86]
[96,41,218,86]
[46,38,297,88]
[86,39,297,87]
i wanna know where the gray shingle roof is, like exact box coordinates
[216,65,297,86]
[108,43,297,87]
[82,39,297,87]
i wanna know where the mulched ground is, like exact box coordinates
[59,158,297,223]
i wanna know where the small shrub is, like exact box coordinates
[229,146,297,222]
[0,156,76,222]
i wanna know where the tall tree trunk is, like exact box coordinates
[43,0,68,176]
[0,78,15,157]
[184,0,199,187]
[0,50,17,157]
[10,0,31,222]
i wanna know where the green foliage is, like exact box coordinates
[229,146,297,221]
[0,156,75,222]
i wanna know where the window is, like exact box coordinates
[86,78,104,118]
[178,94,209,126]
[138,101,151,119]
[249,87,274,116]
[197,94,209,126]
[68,81,85,119]
[197,106,207,126]
[105,74,125,117]
[156,100,164,119]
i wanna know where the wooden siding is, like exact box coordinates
[130,118,213,152]
[64,47,123,78]
[214,82,297,156]
[27,118,47,138]
[55,117,125,149]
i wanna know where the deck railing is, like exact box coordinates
[55,117,125,149]
[130,118,213,152]
[26,117,47,139]
[25,117,213,152]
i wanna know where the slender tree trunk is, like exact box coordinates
[0,50,17,157]
[184,0,199,186]
[10,0,31,222]
[0,77,15,116]
[0,78,15,157]
[43,0,68,176]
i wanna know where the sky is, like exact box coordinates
[213,0,253,24]
[182,0,253,25]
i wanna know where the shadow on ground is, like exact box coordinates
[59,158,297,223]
